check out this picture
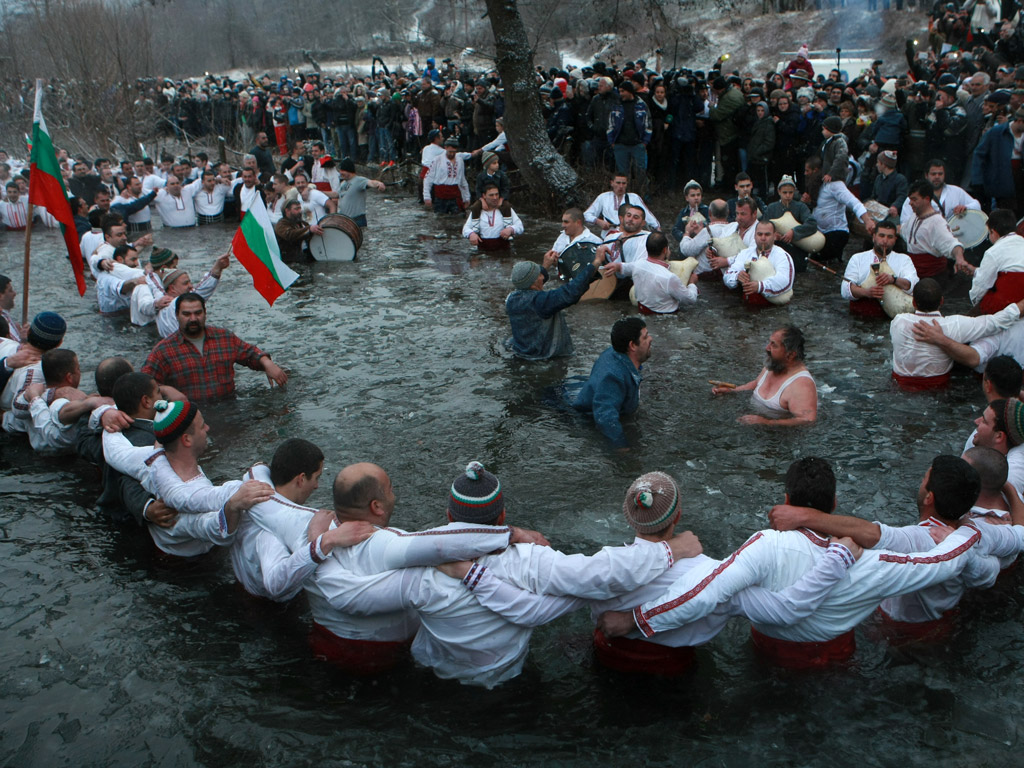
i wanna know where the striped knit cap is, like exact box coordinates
[448,461,504,523]
[1003,398,1024,448]
[153,399,197,444]
[623,472,681,534]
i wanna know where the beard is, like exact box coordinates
[874,243,891,258]
[766,352,787,374]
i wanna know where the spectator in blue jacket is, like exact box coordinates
[608,81,652,192]
[972,110,1024,212]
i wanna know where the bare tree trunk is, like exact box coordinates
[481,0,583,210]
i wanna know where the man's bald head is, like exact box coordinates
[332,462,395,524]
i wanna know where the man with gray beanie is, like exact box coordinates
[505,246,604,360]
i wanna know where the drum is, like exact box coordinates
[863,200,891,222]
[557,241,600,283]
[947,209,989,249]
[308,214,363,261]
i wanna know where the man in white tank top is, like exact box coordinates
[711,325,817,426]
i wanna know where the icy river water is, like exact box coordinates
[0,188,1019,767]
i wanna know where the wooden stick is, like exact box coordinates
[808,258,852,283]
[21,200,34,326]
[708,379,736,389]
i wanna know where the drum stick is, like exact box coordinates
[708,380,736,389]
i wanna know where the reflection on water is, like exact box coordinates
[0,192,1019,766]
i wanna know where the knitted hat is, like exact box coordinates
[878,150,898,169]
[443,137,459,148]
[511,261,542,290]
[777,174,797,189]
[622,472,681,534]
[448,461,504,523]
[1015,107,1024,122]
[682,179,703,195]
[798,44,809,60]
[880,92,897,108]
[481,151,497,169]
[149,248,176,269]
[770,89,786,101]
[162,268,187,291]
[1003,399,1024,448]
[618,80,635,94]
[29,311,66,345]
[338,157,356,173]
[153,399,197,444]
[823,115,843,133]
[985,90,1010,105]
[549,87,563,101]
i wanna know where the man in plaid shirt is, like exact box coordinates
[142,293,287,402]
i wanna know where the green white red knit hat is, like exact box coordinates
[623,472,681,534]
[448,461,504,523]
[153,399,197,443]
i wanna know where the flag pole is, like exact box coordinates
[21,78,43,327]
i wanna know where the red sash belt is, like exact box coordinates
[477,237,511,252]
[750,626,855,669]
[744,292,772,308]
[978,272,1024,315]
[637,302,678,315]
[432,183,460,200]
[908,251,946,278]
[309,622,412,675]
[313,181,332,193]
[891,370,951,391]
[592,629,695,676]
[849,298,886,318]
[875,606,958,644]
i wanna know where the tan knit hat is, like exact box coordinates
[623,472,681,534]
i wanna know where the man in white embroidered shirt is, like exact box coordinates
[584,172,659,232]
[603,232,697,314]
[599,456,989,669]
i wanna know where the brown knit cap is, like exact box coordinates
[622,472,681,534]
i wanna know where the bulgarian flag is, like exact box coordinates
[29,81,86,296]
[231,195,298,306]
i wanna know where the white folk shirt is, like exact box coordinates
[96,262,144,314]
[468,541,853,650]
[330,537,675,688]
[632,525,984,643]
[814,180,866,234]
[80,230,104,266]
[873,518,1022,622]
[155,273,219,338]
[602,230,650,264]
[112,192,151,226]
[143,450,240,557]
[899,184,980,233]
[621,258,698,313]
[306,522,512,643]
[1,309,21,342]
[461,207,524,240]
[1,362,40,433]
[584,191,660,230]
[238,184,261,215]
[153,180,203,228]
[969,233,1024,305]
[550,228,602,254]
[231,463,327,602]
[141,174,166,195]
[422,153,472,203]
[841,250,919,300]
[680,221,739,273]
[901,212,960,265]
[889,303,1020,378]
[0,198,28,229]
[26,390,78,454]
[300,189,330,223]
[194,185,228,216]
[421,143,445,169]
[724,245,795,299]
